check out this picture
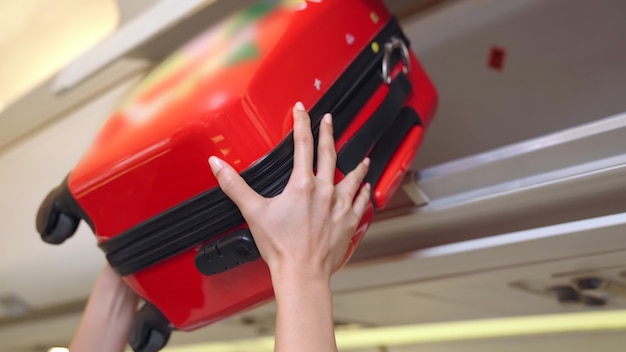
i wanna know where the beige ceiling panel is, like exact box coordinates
[0,0,118,110]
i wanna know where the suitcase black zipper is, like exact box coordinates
[100,18,412,276]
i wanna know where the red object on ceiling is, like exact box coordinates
[488,46,506,71]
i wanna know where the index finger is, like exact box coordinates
[291,102,314,176]
[209,156,264,216]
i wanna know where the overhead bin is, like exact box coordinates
[360,112,626,260]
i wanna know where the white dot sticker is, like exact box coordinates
[314,79,322,91]
[345,33,355,45]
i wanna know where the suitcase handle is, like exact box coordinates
[364,107,421,192]
[336,72,420,207]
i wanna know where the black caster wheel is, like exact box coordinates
[130,327,170,352]
[129,303,173,352]
[36,181,81,244]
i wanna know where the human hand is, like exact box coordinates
[208,101,371,281]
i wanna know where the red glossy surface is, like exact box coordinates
[67,0,437,329]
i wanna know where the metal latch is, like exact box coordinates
[382,36,411,85]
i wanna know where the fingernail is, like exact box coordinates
[323,113,332,124]
[362,157,371,167]
[365,182,371,190]
[294,101,306,111]
[208,156,223,173]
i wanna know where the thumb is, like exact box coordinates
[209,156,262,214]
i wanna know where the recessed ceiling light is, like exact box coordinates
[48,348,69,352]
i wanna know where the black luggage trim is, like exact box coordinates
[336,73,413,174]
[101,18,410,276]
[36,177,94,244]
[364,107,422,187]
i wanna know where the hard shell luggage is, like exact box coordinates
[36,0,437,350]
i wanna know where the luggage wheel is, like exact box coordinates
[36,181,81,244]
[129,302,173,352]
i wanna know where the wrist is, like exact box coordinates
[271,268,334,317]
[271,265,337,352]
[270,266,332,303]
[269,262,332,289]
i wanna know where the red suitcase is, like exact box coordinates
[36,0,437,350]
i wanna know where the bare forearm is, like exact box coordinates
[272,268,337,352]
[70,265,138,352]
